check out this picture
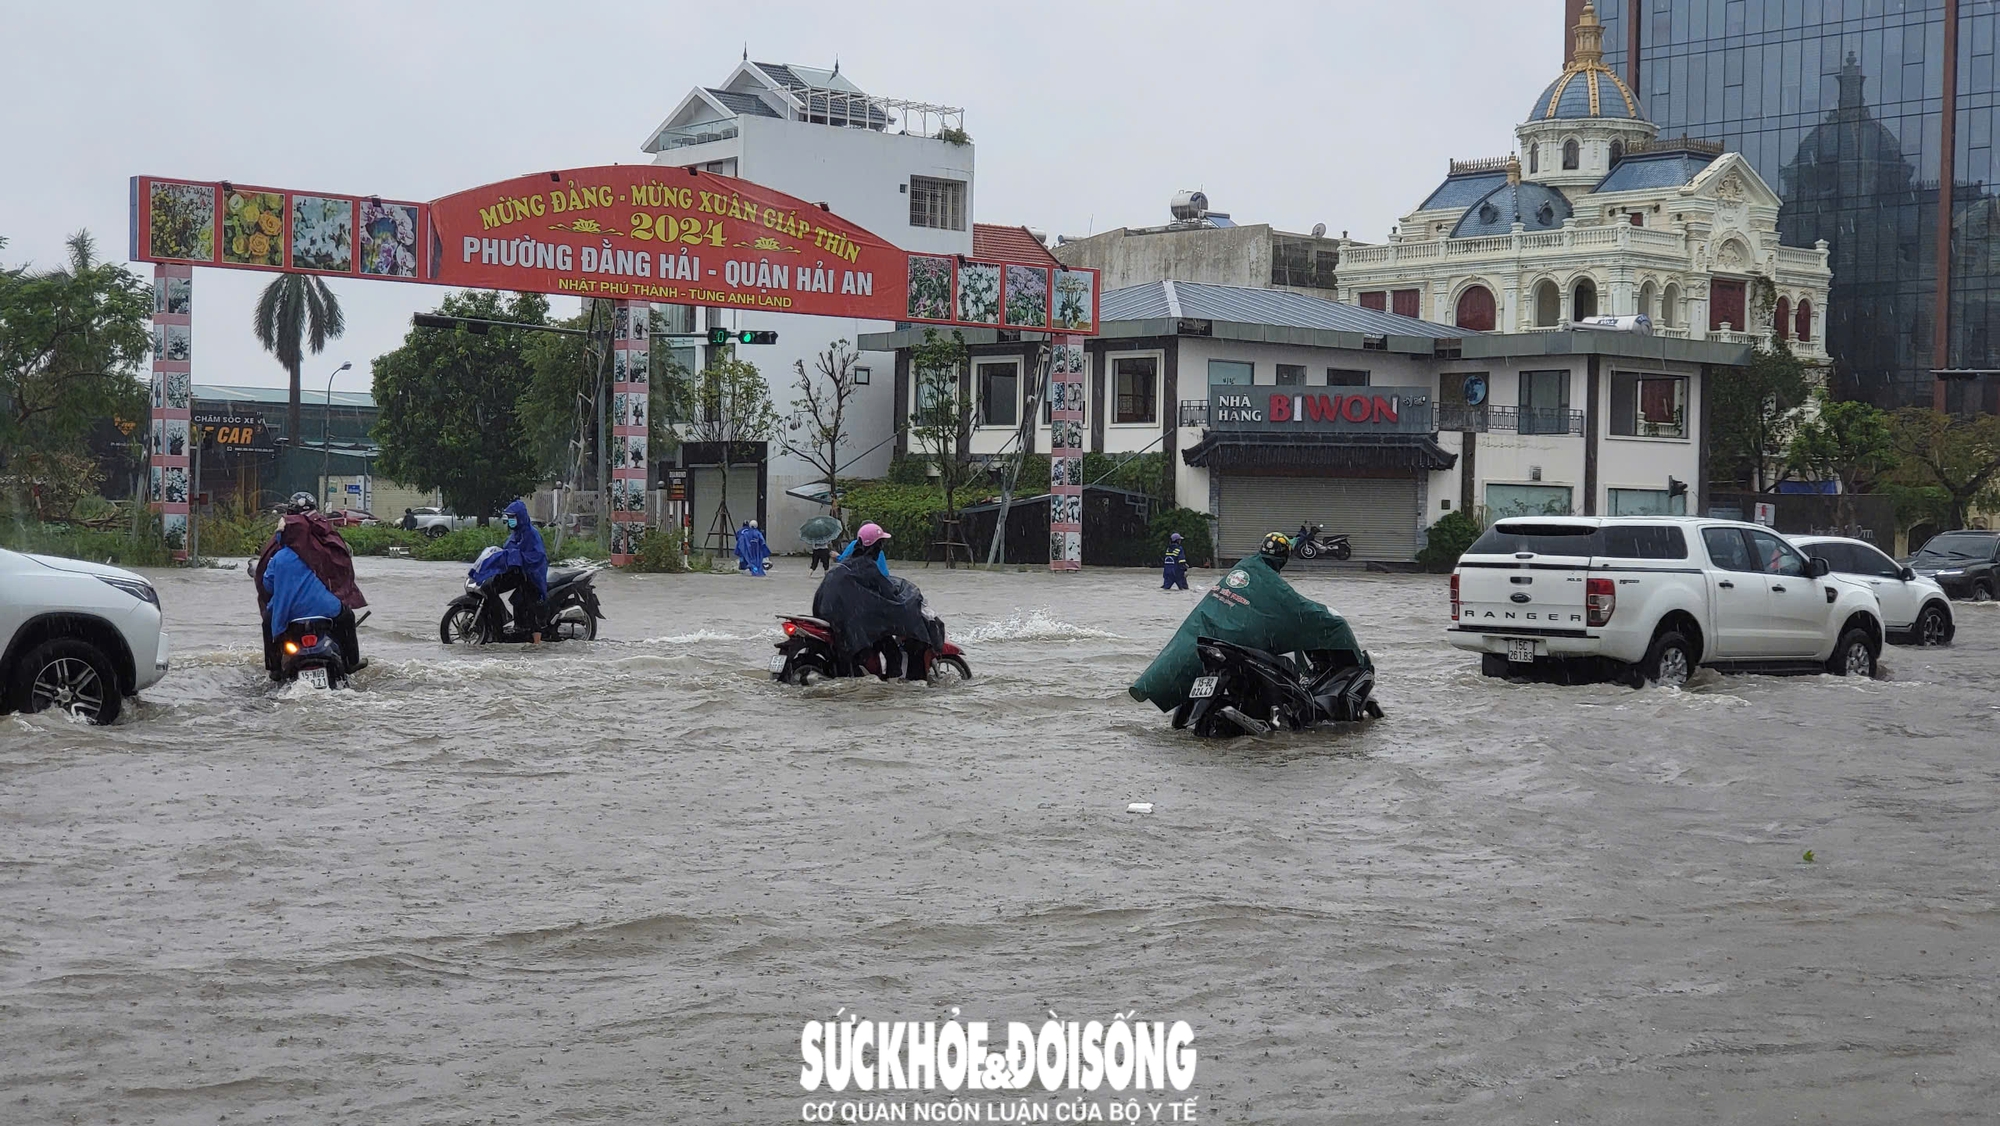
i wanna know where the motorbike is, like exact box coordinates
[440,548,606,644]
[1293,523,1352,561]
[1171,637,1383,737]
[276,615,351,690]
[771,580,971,684]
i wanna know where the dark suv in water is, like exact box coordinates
[1906,530,2000,601]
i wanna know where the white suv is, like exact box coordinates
[0,548,171,724]
[1449,516,1885,688]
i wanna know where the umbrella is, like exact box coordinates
[800,515,844,548]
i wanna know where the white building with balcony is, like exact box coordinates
[1336,2,1831,357]
[861,280,1761,564]
[643,59,975,551]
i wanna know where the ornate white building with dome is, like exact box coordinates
[1337,2,1831,359]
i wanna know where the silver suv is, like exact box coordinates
[1,548,171,724]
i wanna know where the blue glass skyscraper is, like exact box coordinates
[1586,0,2000,410]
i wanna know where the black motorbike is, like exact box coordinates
[1294,523,1352,561]
[1171,637,1382,737]
[440,551,605,644]
[276,615,351,690]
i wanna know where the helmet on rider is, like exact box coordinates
[285,492,317,515]
[1169,532,1183,543]
[1258,531,1293,571]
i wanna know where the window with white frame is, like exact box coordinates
[1609,371,1688,438]
[1113,356,1158,424]
[977,360,1019,427]
[909,176,967,231]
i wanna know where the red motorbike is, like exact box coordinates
[770,612,971,684]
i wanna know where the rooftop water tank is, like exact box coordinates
[1170,191,1209,221]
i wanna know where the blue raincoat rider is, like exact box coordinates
[836,522,893,577]
[469,500,549,641]
[1161,532,1189,590]
[736,519,770,576]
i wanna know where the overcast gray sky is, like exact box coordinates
[1,0,1561,392]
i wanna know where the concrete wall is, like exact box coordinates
[1054,226,1274,292]
[652,116,975,552]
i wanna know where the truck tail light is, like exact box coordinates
[1586,577,1616,626]
[1449,573,1461,621]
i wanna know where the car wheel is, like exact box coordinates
[1639,630,1694,690]
[424,525,450,540]
[1828,627,1877,677]
[13,638,122,725]
[1973,580,1995,602]
[1480,653,1512,678]
[1916,603,1954,647]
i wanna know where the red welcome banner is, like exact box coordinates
[130,167,1096,332]
[429,167,909,316]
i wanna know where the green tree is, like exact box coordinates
[1884,407,2000,529]
[0,232,151,516]
[1788,395,1893,526]
[519,302,686,482]
[372,291,546,522]
[1707,342,1813,491]
[905,328,977,521]
[252,272,346,442]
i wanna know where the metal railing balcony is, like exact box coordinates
[1436,404,1585,435]
[649,120,741,152]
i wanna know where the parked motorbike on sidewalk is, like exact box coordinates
[440,548,606,645]
[1172,636,1382,737]
[1294,523,1352,561]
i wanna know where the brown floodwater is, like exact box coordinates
[2,557,1997,1123]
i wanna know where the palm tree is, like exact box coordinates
[252,274,345,441]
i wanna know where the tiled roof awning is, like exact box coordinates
[1182,432,1458,472]
[972,224,1060,266]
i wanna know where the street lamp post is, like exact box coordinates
[321,361,352,509]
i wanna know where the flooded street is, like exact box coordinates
[4,557,1999,1123]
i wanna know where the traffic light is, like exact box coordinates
[706,328,779,345]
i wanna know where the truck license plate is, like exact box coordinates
[1189,676,1218,699]
[1507,639,1536,664]
[769,653,789,673]
[303,667,330,689]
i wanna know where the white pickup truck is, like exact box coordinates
[1448,516,1885,688]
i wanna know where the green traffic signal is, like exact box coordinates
[705,328,778,345]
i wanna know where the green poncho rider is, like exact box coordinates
[1128,531,1371,712]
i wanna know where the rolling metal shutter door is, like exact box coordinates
[1218,475,1419,561]
[691,465,760,552]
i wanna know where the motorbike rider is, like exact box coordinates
[468,499,549,643]
[814,522,929,679]
[1128,531,1368,713]
[1161,532,1189,591]
[835,522,894,577]
[252,492,367,678]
